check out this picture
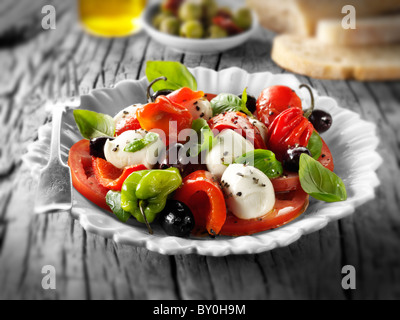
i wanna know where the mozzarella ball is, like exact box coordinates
[113,104,142,125]
[221,164,276,220]
[187,97,213,121]
[104,130,164,169]
[206,129,254,179]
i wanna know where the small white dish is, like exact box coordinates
[23,67,383,256]
[141,2,259,54]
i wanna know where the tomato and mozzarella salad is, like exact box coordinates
[68,61,347,238]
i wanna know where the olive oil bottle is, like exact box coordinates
[78,0,147,37]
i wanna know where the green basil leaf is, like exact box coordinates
[73,109,115,140]
[307,131,323,160]
[211,92,253,117]
[234,150,283,179]
[146,61,197,92]
[106,190,131,223]
[299,154,347,202]
[240,87,254,117]
[211,93,242,116]
[124,132,159,153]
[191,119,216,155]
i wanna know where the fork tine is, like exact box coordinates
[54,60,63,102]
[65,60,71,99]
[47,62,56,102]
[70,59,80,97]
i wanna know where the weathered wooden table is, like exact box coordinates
[1,1,400,300]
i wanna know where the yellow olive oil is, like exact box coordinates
[78,0,147,37]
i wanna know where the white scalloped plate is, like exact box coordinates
[23,67,383,256]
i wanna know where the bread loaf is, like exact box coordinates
[271,34,400,81]
[246,0,400,36]
[316,13,400,46]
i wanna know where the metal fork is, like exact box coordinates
[34,60,81,214]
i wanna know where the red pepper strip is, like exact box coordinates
[92,157,147,191]
[115,113,142,136]
[162,0,184,14]
[174,170,227,236]
[136,96,193,146]
[204,93,217,102]
[209,111,267,149]
[267,108,314,161]
[213,16,243,35]
[167,87,205,110]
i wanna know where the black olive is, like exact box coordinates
[159,200,195,238]
[239,94,257,114]
[283,146,312,172]
[157,143,207,178]
[309,110,333,134]
[90,137,114,160]
[150,89,174,102]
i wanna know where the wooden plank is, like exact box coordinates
[306,77,400,299]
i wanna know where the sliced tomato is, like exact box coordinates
[220,188,309,236]
[68,140,110,211]
[318,138,334,172]
[136,96,193,146]
[209,111,267,149]
[174,170,226,236]
[92,157,147,191]
[271,171,301,192]
[167,87,205,110]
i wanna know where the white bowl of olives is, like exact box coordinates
[142,0,259,54]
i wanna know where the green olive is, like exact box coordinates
[199,0,218,20]
[208,25,228,39]
[178,2,202,21]
[153,12,173,29]
[180,20,204,39]
[234,8,252,30]
[160,17,180,35]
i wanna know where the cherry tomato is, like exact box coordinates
[318,138,335,172]
[92,157,147,191]
[220,188,309,236]
[256,86,302,127]
[68,140,110,211]
[267,108,314,161]
[136,96,193,146]
[174,170,227,236]
[209,111,267,149]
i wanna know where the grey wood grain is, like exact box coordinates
[0,0,400,300]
